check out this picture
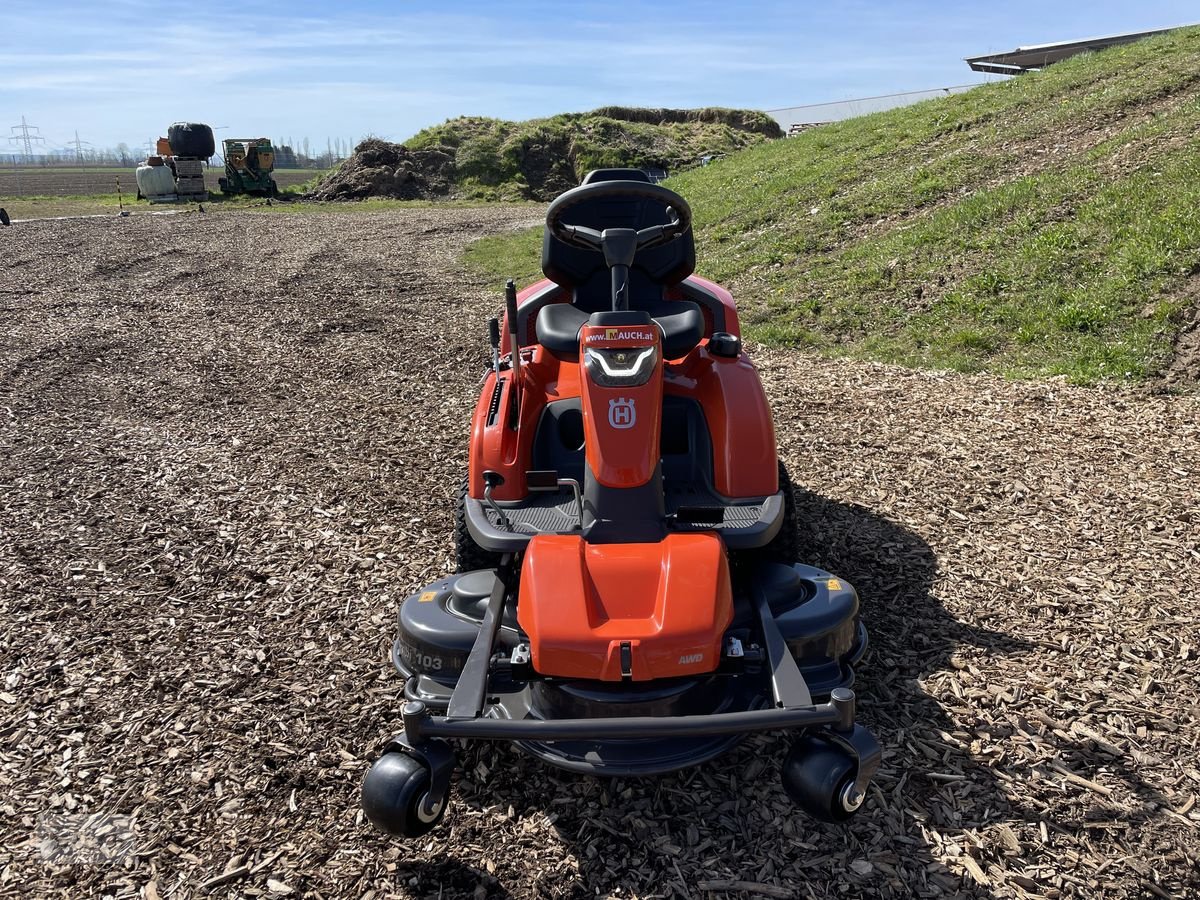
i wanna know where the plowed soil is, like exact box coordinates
[0,167,325,198]
[1,207,1197,900]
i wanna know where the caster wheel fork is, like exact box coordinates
[361,702,455,838]
[780,688,881,823]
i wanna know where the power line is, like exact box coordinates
[8,115,46,162]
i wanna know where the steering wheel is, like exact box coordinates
[545,180,693,254]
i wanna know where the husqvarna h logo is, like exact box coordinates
[608,397,636,429]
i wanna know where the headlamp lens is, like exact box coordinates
[584,345,659,387]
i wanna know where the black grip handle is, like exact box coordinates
[505,279,519,348]
[525,469,559,491]
[488,317,500,348]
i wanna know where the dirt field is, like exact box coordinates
[0,167,326,197]
[1,207,1197,900]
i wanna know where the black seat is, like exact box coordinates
[536,169,703,361]
[537,300,704,361]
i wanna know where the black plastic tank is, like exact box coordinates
[394,570,520,688]
[757,563,866,698]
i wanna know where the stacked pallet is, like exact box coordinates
[174,157,206,199]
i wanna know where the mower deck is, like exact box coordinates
[385,560,870,776]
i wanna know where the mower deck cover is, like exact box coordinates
[517,532,734,681]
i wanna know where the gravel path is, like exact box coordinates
[1,207,1197,899]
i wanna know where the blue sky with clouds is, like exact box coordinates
[2,0,1197,154]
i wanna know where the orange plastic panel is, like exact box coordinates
[517,533,733,681]
[664,346,777,497]
[579,323,663,488]
[467,364,547,502]
[665,276,742,338]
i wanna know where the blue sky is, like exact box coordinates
[2,0,1197,154]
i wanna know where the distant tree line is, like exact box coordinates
[3,135,358,169]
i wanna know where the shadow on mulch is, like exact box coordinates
[425,492,1173,898]
[392,857,517,900]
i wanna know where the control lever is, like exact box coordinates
[482,470,512,531]
[487,317,500,375]
[526,469,585,531]
[504,280,522,410]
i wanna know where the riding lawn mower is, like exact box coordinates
[362,170,881,837]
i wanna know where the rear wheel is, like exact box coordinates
[763,460,799,562]
[454,475,503,573]
[732,460,799,571]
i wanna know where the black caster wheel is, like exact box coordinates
[780,733,865,822]
[361,751,447,837]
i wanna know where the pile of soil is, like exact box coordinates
[1,208,1197,898]
[306,107,782,202]
[305,138,456,201]
[587,105,784,137]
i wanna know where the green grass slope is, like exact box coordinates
[467,28,1200,383]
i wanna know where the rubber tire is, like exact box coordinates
[167,122,215,159]
[361,752,446,838]
[763,460,799,562]
[731,460,799,574]
[454,475,504,573]
[780,733,860,823]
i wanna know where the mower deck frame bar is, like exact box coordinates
[402,691,855,742]
[444,559,511,720]
[754,582,814,709]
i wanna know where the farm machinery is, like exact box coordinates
[218,138,279,197]
[360,170,882,838]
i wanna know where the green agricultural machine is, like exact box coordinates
[218,138,279,196]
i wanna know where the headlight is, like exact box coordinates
[584,345,659,387]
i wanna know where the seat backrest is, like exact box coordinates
[541,169,696,311]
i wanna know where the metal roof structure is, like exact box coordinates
[965,23,1198,75]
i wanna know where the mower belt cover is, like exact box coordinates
[517,532,733,681]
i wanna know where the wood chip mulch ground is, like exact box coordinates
[1,206,1197,900]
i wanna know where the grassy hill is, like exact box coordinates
[467,28,1200,384]
[307,107,780,202]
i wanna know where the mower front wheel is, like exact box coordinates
[361,751,447,838]
[780,733,864,823]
